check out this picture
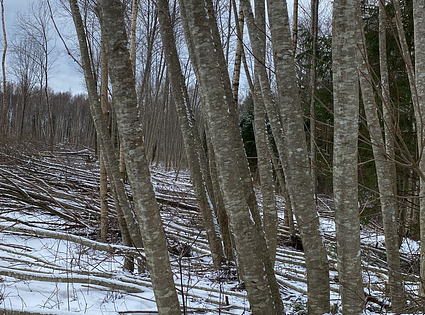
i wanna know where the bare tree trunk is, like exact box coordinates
[310,0,319,199]
[250,0,278,264]
[357,8,405,312]
[413,0,425,301]
[332,0,363,313]
[100,29,109,243]
[205,132,234,261]
[129,0,139,75]
[156,0,226,268]
[264,0,331,312]
[252,84,278,263]
[231,0,244,104]
[242,0,296,240]
[292,0,298,55]
[379,0,399,244]
[179,0,284,312]
[97,1,181,313]
[0,0,6,136]
[69,0,144,272]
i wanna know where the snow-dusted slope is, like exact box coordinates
[0,145,421,314]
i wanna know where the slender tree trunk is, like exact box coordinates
[117,0,139,186]
[44,70,54,153]
[0,0,6,136]
[69,0,144,272]
[413,0,425,301]
[156,0,226,268]
[242,0,296,240]
[265,0,331,312]
[129,0,139,75]
[379,0,399,244]
[251,0,278,264]
[357,9,405,312]
[252,84,278,263]
[97,1,181,313]
[179,0,284,312]
[310,0,319,199]
[231,0,244,104]
[205,132,234,261]
[332,0,363,313]
[292,0,298,55]
[100,31,109,243]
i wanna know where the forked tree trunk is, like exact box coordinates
[156,0,226,268]
[96,1,181,313]
[68,0,144,260]
[179,0,284,312]
[332,0,363,313]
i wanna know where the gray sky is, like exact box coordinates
[4,0,86,95]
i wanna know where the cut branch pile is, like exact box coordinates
[0,145,421,314]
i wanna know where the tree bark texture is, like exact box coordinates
[242,0,296,241]
[156,0,225,268]
[251,0,278,264]
[265,0,331,312]
[96,1,181,313]
[332,0,364,313]
[357,9,405,312]
[178,0,284,312]
[68,0,144,254]
[413,0,425,301]
[310,0,319,198]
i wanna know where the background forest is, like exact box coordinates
[0,0,425,314]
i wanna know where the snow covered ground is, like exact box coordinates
[0,146,422,314]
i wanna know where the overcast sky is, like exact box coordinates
[4,0,87,95]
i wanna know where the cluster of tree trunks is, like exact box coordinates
[56,0,425,313]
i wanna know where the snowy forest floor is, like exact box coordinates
[0,143,422,314]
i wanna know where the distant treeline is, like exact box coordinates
[0,83,95,149]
